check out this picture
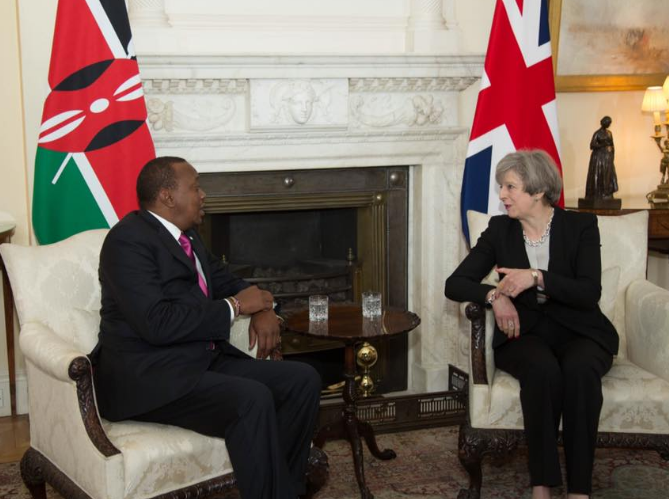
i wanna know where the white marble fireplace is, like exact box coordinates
[132,1,484,393]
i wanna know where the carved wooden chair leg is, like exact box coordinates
[20,448,47,499]
[302,447,329,498]
[457,416,523,499]
[457,421,483,499]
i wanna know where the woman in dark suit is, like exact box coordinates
[445,150,618,499]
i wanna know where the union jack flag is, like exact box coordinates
[461,0,563,242]
[33,0,155,244]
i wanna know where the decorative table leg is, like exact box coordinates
[1,250,16,416]
[358,420,396,460]
[343,345,374,499]
[343,410,374,499]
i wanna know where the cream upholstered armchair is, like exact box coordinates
[458,211,669,499]
[0,229,327,499]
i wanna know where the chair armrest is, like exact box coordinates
[19,322,120,457]
[625,279,669,383]
[228,314,283,360]
[19,322,89,382]
[229,315,253,354]
[465,303,496,387]
[466,303,488,385]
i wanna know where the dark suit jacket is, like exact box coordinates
[445,208,618,355]
[90,210,251,421]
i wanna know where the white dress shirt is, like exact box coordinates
[148,211,235,320]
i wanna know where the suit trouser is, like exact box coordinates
[494,317,613,494]
[133,345,322,499]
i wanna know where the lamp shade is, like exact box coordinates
[642,86,667,112]
[663,75,669,100]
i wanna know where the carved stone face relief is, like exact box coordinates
[250,79,348,131]
[283,82,317,125]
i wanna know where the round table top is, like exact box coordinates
[283,303,420,342]
[0,222,16,241]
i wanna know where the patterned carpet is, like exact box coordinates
[1,426,668,498]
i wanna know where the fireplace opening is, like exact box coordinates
[198,167,409,396]
[210,208,358,307]
[211,207,360,303]
[207,208,360,392]
[213,208,357,270]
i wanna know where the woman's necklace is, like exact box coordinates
[523,208,554,247]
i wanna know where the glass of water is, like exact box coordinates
[362,291,382,318]
[309,295,328,321]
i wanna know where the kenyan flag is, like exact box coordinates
[33,0,155,244]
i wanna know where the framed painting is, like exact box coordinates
[549,0,669,91]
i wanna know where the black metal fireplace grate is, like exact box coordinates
[318,365,468,433]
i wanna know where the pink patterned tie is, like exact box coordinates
[178,233,209,297]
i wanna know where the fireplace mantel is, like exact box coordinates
[139,54,483,79]
[139,52,483,392]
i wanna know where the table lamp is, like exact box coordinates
[642,79,669,207]
[641,86,667,137]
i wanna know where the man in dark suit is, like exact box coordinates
[91,156,321,499]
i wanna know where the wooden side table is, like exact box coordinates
[0,222,16,415]
[648,239,669,255]
[284,304,421,499]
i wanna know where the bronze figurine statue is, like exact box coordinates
[579,116,621,209]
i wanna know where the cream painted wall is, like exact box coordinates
[454,0,495,55]
[0,1,30,246]
[455,0,493,149]
[2,0,668,412]
[16,0,56,207]
[0,0,31,407]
